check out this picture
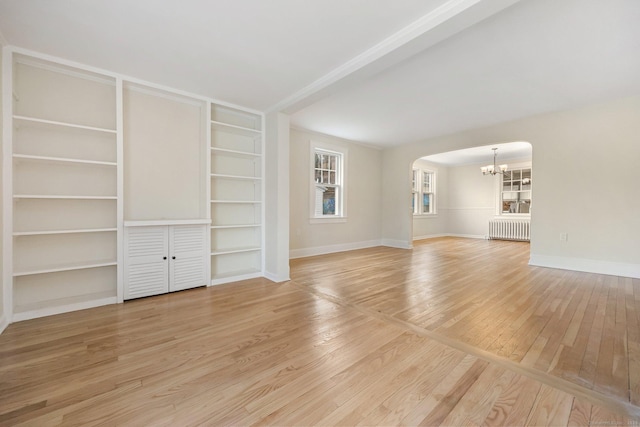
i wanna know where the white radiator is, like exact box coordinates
[489,220,530,242]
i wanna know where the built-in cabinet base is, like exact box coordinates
[124,221,210,300]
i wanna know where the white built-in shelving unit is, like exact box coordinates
[210,104,264,285]
[2,47,265,323]
[7,53,121,320]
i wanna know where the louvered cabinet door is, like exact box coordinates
[169,225,207,292]
[124,226,169,299]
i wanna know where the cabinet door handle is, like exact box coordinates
[172,256,176,260]
[163,256,167,260]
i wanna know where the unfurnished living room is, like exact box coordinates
[1,0,639,425]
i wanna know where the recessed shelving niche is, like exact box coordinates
[8,53,120,319]
[209,104,264,284]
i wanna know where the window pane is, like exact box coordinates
[315,153,321,169]
[329,171,336,184]
[322,187,336,215]
[423,193,431,213]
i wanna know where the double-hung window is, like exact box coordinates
[412,168,436,215]
[412,169,419,214]
[311,144,346,221]
[422,171,434,214]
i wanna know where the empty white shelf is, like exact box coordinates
[211,120,262,136]
[210,147,261,158]
[210,224,260,229]
[13,154,117,167]
[13,228,117,236]
[13,115,117,134]
[210,173,261,181]
[14,260,117,277]
[14,195,117,200]
[211,247,261,256]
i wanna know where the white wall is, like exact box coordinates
[264,112,290,282]
[0,43,5,332]
[412,159,448,239]
[445,163,495,238]
[383,97,640,278]
[290,128,382,258]
[123,86,206,220]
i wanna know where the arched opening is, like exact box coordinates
[410,141,533,246]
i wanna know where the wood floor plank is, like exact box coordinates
[524,384,574,426]
[567,397,592,427]
[438,364,514,427]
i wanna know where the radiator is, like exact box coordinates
[488,220,530,242]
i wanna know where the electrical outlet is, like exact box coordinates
[560,233,568,242]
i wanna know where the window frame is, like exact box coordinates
[412,167,436,216]
[495,162,532,217]
[309,141,347,223]
[412,169,419,215]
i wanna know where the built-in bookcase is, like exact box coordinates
[210,104,264,284]
[8,54,120,319]
[2,48,265,322]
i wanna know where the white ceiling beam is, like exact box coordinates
[269,0,521,115]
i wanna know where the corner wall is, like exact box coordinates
[385,97,640,278]
[0,44,6,332]
[290,128,383,258]
[264,112,290,281]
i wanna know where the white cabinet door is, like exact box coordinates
[124,226,169,300]
[169,225,208,292]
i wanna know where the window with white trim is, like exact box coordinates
[412,168,436,215]
[311,146,345,219]
[501,167,531,214]
[412,169,419,214]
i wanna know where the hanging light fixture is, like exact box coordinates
[481,148,508,175]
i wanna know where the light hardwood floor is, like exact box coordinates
[1,237,639,425]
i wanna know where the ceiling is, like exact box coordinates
[1,0,639,149]
[422,141,531,166]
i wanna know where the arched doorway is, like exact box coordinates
[410,141,533,244]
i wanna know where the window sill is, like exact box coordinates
[413,214,438,218]
[310,216,347,224]
[495,214,531,219]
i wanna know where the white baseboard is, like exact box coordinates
[0,314,8,335]
[529,254,640,279]
[448,233,487,240]
[264,271,291,283]
[209,271,263,286]
[12,296,117,322]
[381,239,412,249]
[413,233,486,241]
[413,233,448,241]
[290,240,382,259]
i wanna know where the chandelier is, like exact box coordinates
[481,148,508,175]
